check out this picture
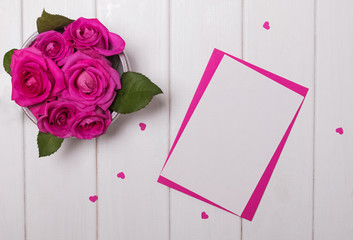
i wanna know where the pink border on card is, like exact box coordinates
[158,175,239,216]
[160,49,225,172]
[240,99,305,220]
[158,48,308,221]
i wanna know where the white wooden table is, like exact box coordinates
[0,0,352,239]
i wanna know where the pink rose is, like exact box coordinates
[29,96,56,120]
[72,108,111,139]
[61,51,120,111]
[10,47,65,107]
[37,100,77,138]
[33,30,74,66]
[63,17,125,56]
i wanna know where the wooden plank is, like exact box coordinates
[96,0,169,240]
[315,0,353,239]
[242,0,314,239]
[0,1,25,240]
[22,2,97,240]
[169,1,242,239]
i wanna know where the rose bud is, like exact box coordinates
[10,47,65,107]
[37,100,77,138]
[33,30,74,66]
[61,51,120,111]
[71,108,111,140]
[63,17,125,56]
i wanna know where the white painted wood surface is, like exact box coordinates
[242,0,314,240]
[0,1,25,240]
[96,1,169,240]
[169,1,242,239]
[0,0,352,239]
[22,2,96,240]
[315,1,353,239]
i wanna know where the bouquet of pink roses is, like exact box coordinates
[3,10,162,157]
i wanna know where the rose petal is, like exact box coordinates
[93,32,125,56]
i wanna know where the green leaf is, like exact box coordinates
[3,49,17,75]
[110,72,163,114]
[37,131,64,157]
[36,9,74,33]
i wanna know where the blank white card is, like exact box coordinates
[159,51,305,218]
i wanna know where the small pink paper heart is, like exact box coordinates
[201,211,209,219]
[89,195,98,202]
[139,122,146,131]
[263,21,270,30]
[336,127,344,135]
[117,172,125,179]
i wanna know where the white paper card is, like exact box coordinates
[161,54,304,214]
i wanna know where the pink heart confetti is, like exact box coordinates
[139,122,146,131]
[263,21,270,30]
[201,211,209,219]
[117,172,125,179]
[336,127,344,135]
[89,195,98,202]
